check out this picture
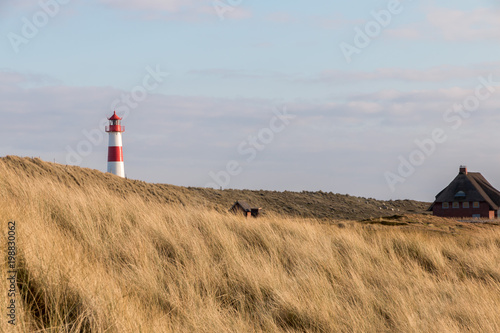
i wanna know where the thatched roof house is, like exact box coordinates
[429,166,500,219]
[229,200,262,218]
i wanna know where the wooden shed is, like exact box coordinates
[229,200,262,218]
[429,166,500,219]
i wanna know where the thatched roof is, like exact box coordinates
[430,170,500,210]
[232,200,252,212]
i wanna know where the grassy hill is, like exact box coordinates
[1,156,500,332]
[0,156,429,220]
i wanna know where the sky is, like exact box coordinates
[1,0,500,201]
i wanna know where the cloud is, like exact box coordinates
[265,12,298,24]
[315,16,364,30]
[346,101,383,114]
[302,63,500,84]
[288,83,500,130]
[96,0,252,21]
[188,68,289,80]
[0,1,43,19]
[385,26,424,40]
[427,7,500,41]
[0,71,26,85]
[0,0,37,11]
[3,69,500,200]
[99,0,199,12]
[189,63,500,87]
[374,6,500,42]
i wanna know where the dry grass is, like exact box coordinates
[1,157,500,332]
[0,156,428,220]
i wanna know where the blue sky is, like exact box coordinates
[1,0,500,201]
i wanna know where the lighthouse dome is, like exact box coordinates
[108,111,122,121]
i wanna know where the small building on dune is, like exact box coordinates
[229,200,262,218]
[429,166,500,219]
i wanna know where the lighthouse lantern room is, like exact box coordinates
[105,111,125,177]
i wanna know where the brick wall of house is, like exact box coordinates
[433,201,493,219]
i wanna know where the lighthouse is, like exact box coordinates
[105,111,125,177]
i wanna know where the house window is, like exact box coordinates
[463,202,469,208]
[442,202,449,209]
[473,202,480,208]
[452,202,460,208]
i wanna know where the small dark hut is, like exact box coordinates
[229,200,262,218]
[429,166,500,219]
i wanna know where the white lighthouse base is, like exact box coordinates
[108,162,125,178]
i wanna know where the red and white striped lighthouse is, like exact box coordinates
[105,111,125,177]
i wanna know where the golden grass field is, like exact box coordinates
[1,156,500,332]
